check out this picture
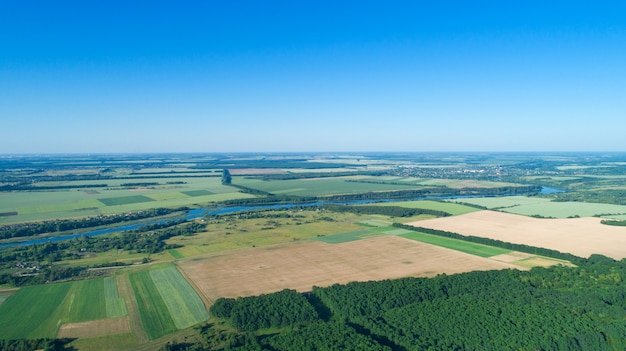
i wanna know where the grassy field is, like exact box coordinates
[234,176,419,196]
[104,276,128,318]
[149,266,209,329]
[311,227,412,244]
[0,282,72,339]
[451,196,626,218]
[64,278,108,323]
[399,231,512,258]
[372,200,480,216]
[99,195,156,206]
[129,270,178,340]
[0,177,252,224]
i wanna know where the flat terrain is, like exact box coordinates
[451,196,626,218]
[410,210,626,259]
[180,236,519,302]
[57,317,131,339]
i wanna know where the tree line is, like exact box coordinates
[0,207,188,239]
[393,223,587,265]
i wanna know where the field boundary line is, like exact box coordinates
[117,274,149,343]
[175,263,214,310]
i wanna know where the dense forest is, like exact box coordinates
[166,256,626,351]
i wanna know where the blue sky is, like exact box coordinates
[1,1,625,153]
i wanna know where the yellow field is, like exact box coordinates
[410,210,626,259]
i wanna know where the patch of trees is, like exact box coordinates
[394,224,587,265]
[601,219,626,226]
[322,204,450,217]
[210,289,318,331]
[0,338,72,351]
[168,257,626,351]
[0,207,188,239]
[221,169,232,185]
[551,189,626,206]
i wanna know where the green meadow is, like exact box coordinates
[0,282,72,339]
[399,231,512,258]
[129,265,208,339]
[234,176,419,196]
[452,196,626,218]
[0,177,252,224]
[149,266,209,329]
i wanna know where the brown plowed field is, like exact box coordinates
[179,235,518,301]
[57,317,130,338]
[410,210,626,260]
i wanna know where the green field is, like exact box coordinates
[452,196,626,218]
[129,270,178,339]
[311,227,412,244]
[373,200,480,216]
[0,176,253,224]
[399,231,512,258]
[234,177,419,196]
[181,190,214,197]
[128,266,208,339]
[64,278,107,323]
[99,195,156,206]
[0,282,72,339]
[104,276,128,318]
[149,267,209,329]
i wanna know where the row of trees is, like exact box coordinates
[0,207,188,239]
[394,223,587,265]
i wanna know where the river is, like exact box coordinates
[0,186,562,248]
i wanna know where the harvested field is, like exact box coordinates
[57,317,131,338]
[180,236,519,302]
[409,210,626,260]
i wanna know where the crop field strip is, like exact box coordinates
[149,266,210,329]
[128,270,178,339]
[399,231,512,258]
[64,278,107,323]
[105,276,128,318]
[98,195,156,206]
[116,274,149,343]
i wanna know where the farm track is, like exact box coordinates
[116,274,148,343]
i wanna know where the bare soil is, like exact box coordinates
[57,317,130,339]
[179,236,518,302]
[409,210,626,260]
